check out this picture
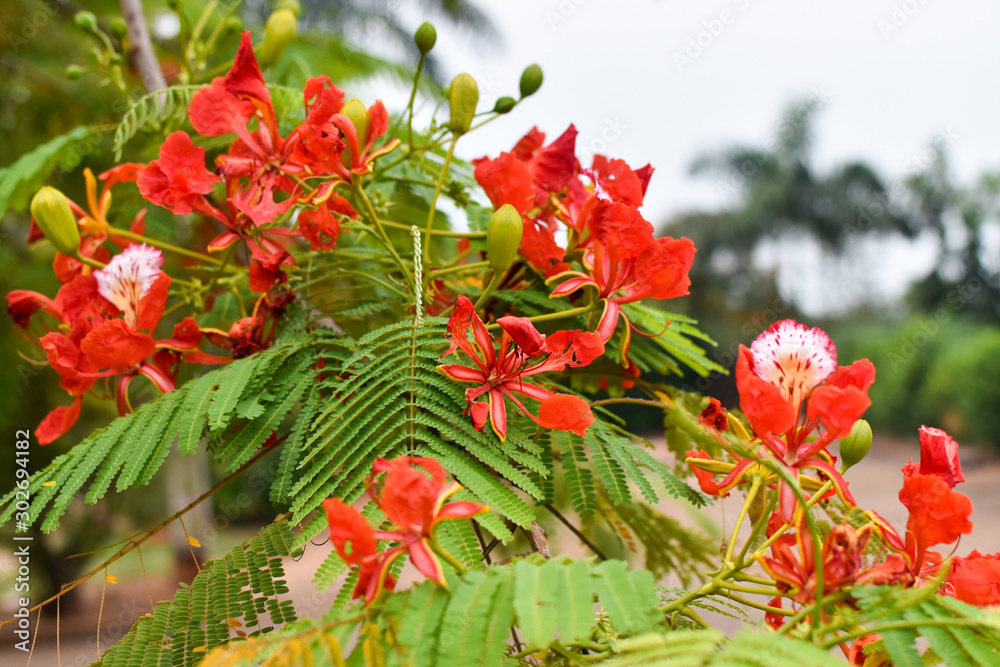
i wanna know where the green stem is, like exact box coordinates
[473,270,503,310]
[429,533,467,575]
[740,479,832,568]
[381,219,486,238]
[589,397,670,409]
[725,476,764,563]
[428,260,491,279]
[351,175,416,295]
[423,136,458,264]
[715,581,780,596]
[406,53,426,149]
[721,592,793,616]
[110,227,224,266]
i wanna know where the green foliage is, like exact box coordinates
[198,556,667,665]
[921,327,1000,443]
[95,522,300,667]
[112,85,202,160]
[0,328,316,533]
[608,630,844,666]
[0,125,96,217]
[848,586,1000,667]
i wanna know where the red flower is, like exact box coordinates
[323,456,488,605]
[899,466,973,570]
[948,550,1000,607]
[438,296,602,441]
[912,425,964,488]
[734,320,874,521]
[549,200,695,358]
[699,397,728,430]
[137,131,223,218]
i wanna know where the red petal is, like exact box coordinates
[5,290,62,329]
[136,273,171,333]
[497,316,547,356]
[917,425,965,488]
[81,320,156,372]
[591,155,645,207]
[436,500,488,520]
[473,152,535,213]
[188,78,255,137]
[736,346,796,436]
[537,393,594,436]
[901,470,973,565]
[323,498,377,564]
[949,550,1000,607]
[36,396,83,445]
[806,384,871,440]
[409,538,446,585]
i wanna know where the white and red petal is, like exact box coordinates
[749,319,837,408]
[94,244,165,330]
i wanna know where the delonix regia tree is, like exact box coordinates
[3,3,1000,666]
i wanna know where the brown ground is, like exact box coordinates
[2,436,998,665]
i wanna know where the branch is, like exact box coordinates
[119,0,166,92]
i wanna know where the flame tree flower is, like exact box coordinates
[688,320,875,522]
[438,296,603,441]
[322,456,488,605]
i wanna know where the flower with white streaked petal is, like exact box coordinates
[95,244,164,330]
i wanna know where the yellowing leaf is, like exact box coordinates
[193,646,206,653]
[41,481,56,487]
[187,536,202,548]
[105,574,118,584]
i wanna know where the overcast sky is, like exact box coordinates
[388,0,1000,314]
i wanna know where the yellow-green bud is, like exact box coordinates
[340,98,370,167]
[493,96,516,114]
[275,0,301,17]
[519,64,543,98]
[840,419,873,471]
[415,22,436,55]
[486,204,523,272]
[110,18,128,41]
[74,11,99,33]
[223,17,243,35]
[258,8,297,67]
[65,65,86,80]
[448,73,478,136]
[31,187,80,257]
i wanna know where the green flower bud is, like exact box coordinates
[110,18,128,41]
[415,22,437,55]
[493,96,516,114]
[275,0,302,17]
[259,9,297,67]
[840,419,873,471]
[519,64,543,98]
[65,65,86,80]
[74,11,99,33]
[31,187,80,257]
[448,73,478,136]
[223,17,243,35]
[340,98,370,167]
[486,204,523,272]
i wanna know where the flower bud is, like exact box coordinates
[448,73,478,136]
[486,204,523,272]
[74,11,99,33]
[414,22,436,55]
[340,98,370,167]
[258,9,297,66]
[31,187,81,257]
[519,64,543,98]
[65,65,86,80]
[493,96,516,114]
[840,419,873,471]
[275,0,301,17]
[110,18,128,40]
[223,17,243,35]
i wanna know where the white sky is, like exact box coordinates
[387,0,1000,314]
